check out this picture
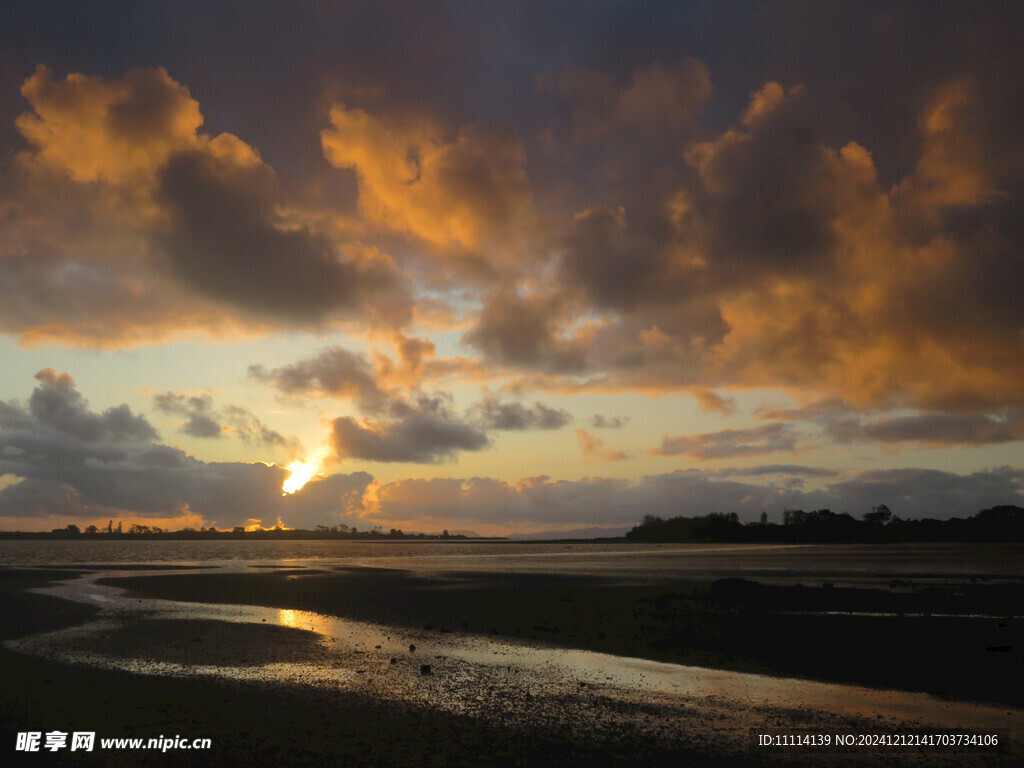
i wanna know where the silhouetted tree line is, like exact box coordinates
[625,505,1024,543]
[0,524,499,541]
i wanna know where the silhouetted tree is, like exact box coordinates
[783,509,806,526]
[864,504,893,524]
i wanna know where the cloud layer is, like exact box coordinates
[1,4,1022,532]
[3,66,412,345]
[4,27,1023,412]
[153,392,296,449]
[0,370,369,529]
[370,466,1024,528]
[0,370,1020,532]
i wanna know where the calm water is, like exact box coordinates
[2,540,1021,587]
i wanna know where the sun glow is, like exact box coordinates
[282,460,315,494]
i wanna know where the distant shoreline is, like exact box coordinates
[4,503,1022,543]
[0,530,511,541]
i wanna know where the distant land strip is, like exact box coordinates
[2,505,1023,543]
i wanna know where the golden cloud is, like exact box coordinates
[3,67,412,345]
[16,65,204,186]
[321,104,533,260]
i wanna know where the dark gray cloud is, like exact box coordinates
[153,392,222,438]
[0,426,371,528]
[0,238,200,347]
[255,350,568,460]
[686,84,839,278]
[183,412,222,439]
[0,477,85,518]
[330,399,490,464]
[220,405,295,449]
[462,291,587,373]
[826,411,1024,447]
[0,370,367,528]
[758,1,1024,186]
[0,417,280,519]
[708,464,839,479]
[559,205,678,313]
[156,149,411,325]
[756,398,853,423]
[821,467,1024,520]
[372,475,633,525]
[153,392,295,448]
[554,58,712,143]
[249,346,390,412]
[652,423,799,460]
[591,414,628,429]
[472,398,571,431]
[279,471,373,530]
[371,465,1024,526]
[0,369,158,444]
[762,400,1024,449]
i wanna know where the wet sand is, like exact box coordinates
[101,564,1024,707]
[2,565,1022,766]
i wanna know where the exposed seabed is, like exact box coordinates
[4,564,1021,766]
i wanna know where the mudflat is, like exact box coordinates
[2,565,1021,767]
[102,564,1024,706]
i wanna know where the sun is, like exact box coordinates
[282,460,316,495]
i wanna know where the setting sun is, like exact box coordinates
[282,461,315,495]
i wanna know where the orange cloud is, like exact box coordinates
[321,104,534,260]
[697,80,1024,410]
[4,66,413,345]
[651,423,799,461]
[893,79,996,221]
[535,74,1024,413]
[575,429,630,463]
[16,65,204,186]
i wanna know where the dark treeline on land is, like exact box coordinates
[0,523,505,541]
[5,504,1024,543]
[626,504,1024,543]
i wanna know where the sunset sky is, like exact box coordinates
[0,1,1022,535]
